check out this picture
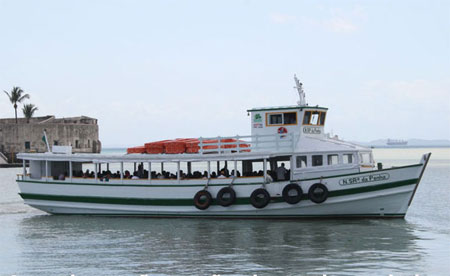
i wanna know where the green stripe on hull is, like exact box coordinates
[20,178,418,206]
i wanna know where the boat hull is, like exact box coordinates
[17,156,430,218]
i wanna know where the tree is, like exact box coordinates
[22,104,38,123]
[4,87,30,123]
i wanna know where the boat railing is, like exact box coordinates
[198,132,298,154]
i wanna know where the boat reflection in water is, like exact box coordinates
[18,215,427,275]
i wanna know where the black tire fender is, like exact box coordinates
[308,183,329,204]
[193,190,213,210]
[250,188,270,209]
[216,187,236,207]
[282,183,303,204]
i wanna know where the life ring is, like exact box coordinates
[278,127,288,134]
[308,183,328,204]
[194,190,213,210]
[216,187,236,207]
[250,188,271,209]
[282,183,303,204]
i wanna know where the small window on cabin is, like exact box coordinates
[269,114,283,125]
[360,153,371,164]
[312,155,323,166]
[343,154,353,164]
[327,154,339,165]
[296,156,307,168]
[284,112,297,124]
[303,111,311,125]
[25,141,30,150]
[319,112,326,126]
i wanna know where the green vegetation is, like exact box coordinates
[22,104,38,123]
[3,86,30,123]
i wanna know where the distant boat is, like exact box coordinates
[386,139,408,146]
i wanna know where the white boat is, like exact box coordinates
[16,76,431,218]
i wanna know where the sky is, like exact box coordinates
[0,0,449,147]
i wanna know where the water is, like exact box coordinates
[0,148,449,276]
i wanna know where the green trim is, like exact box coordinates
[19,178,417,206]
[17,163,423,188]
[247,106,328,112]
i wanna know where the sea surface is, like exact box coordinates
[0,148,449,276]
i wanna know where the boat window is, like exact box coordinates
[359,153,371,164]
[269,114,283,125]
[320,112,326,125]
[284,112,297,124]
[302,110,326,126]
[327,154,339,165]
[343,154,353,164]
[296,156,307,168]
[267,112,297,126]
[312,155,323,166]
[303,111,311,124]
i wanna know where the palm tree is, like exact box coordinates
[4,86,30,123]
[22,104,38,123]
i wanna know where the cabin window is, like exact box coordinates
[267,112,297,126]
[343,154,353,164]
[284,112,297,124]
[359,153,371,164]
[327,154,339,165]
[303,111,311,124]
[312,155,323,167]
[24,141,30,150]
[320,112,326,125]
[296,156,307,168]
[269,114,283,125]
[303,110,326,126]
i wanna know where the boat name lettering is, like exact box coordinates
[303,127,321,134]
[339,173,390,185]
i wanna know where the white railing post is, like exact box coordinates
[148,162,152,184]
[199,137,203,154]
[236,135,240,153]
[263,158,267,186]
[177,161,180,184]
[22,160,26,179]
[94,162,98,183]
[45,160,48,182]
[218,136,222,155]
[69,161,73,183]
[207,161,211,178]
[120,162,124,184]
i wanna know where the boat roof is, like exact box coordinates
[17,137,370,163]
[247,105,328,112]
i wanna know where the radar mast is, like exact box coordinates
[294,74,306,106]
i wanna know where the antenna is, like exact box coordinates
[294,74,306,106]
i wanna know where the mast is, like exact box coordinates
[294,74,306,106]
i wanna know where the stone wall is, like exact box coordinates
[0,116,101,161]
